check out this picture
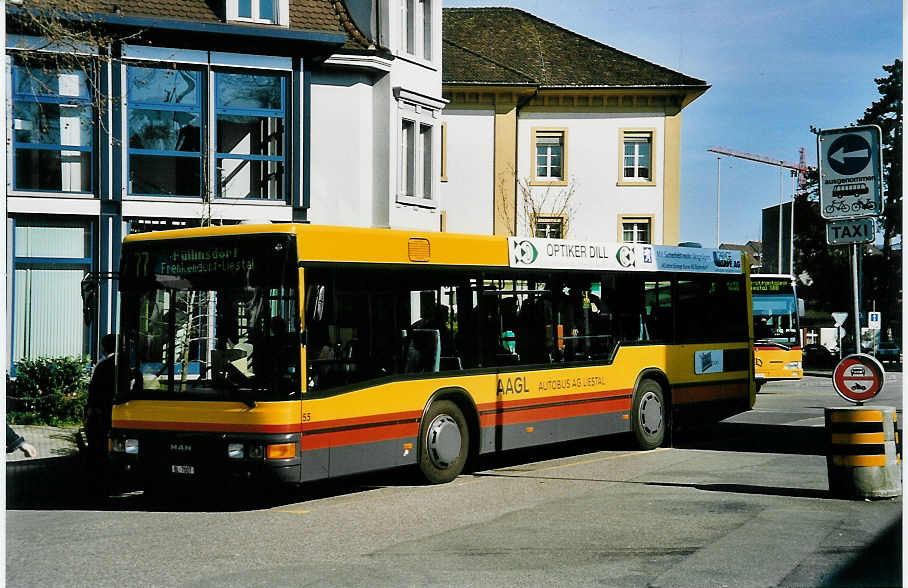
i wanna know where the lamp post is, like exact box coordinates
[716,156,721,247]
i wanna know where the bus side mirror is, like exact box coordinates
[798,298,805,317]
[81,275,98,326]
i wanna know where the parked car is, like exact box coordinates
[874,340,901,365]
[802,344,837,369]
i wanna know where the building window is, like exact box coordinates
[440,121,448,182]
[402,0,432,60]
[532,129,566,183]
[534,215,564,239]
[229,0,282,24]
[215,71,286,199]
[621,217,652,243]
[621,130,653,183]
[399,118,433,202]
[11,58,93,193]
[12,218,92,365]
[127,64,203,197]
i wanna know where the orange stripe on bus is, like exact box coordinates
[476,388,633,412]
[300,410,423,432]
[300,422,418,450]
[479,396,631,428]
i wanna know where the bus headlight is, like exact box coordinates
[112,438,139,454]
[227,443,245,459]
[785,361,802,370]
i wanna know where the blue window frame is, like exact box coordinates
[126,64,203,197]
[215,71,286,200]
[10,218,94,371]
[11,59,94,193]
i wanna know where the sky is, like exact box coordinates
[445,0,903,246]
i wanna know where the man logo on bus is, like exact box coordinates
[514,240,538,265]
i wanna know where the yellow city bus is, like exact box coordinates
[751,274,803,390]
[110,224,754,487]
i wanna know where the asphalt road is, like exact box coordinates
[6,375,903,587]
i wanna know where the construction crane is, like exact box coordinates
[707,146,815,271]
[708,146,814,188]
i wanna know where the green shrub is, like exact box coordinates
[7,357,90,426]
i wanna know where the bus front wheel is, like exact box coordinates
[632,379,666,450]
[418,400,469,484]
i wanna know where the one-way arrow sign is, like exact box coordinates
[818,125,883,221]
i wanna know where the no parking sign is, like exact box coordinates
[832,354,886,404]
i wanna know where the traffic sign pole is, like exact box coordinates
[851,244,861,354]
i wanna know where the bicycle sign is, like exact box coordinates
[818,126,883,221]
[832,354,885,404]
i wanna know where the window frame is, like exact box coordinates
[400,0,434,63]
[618,214,654,244]
[125,62,205,198]
[618,128,656,186]
[396,97,439,208]
[10,217,95,372]
[533,214,566,239]
[213,68,288,201]
[226,0,288,26]
[530,127,568,186]
[9,56,95,195]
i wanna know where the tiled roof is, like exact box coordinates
[13,0,364,46]
[443,7,707,89]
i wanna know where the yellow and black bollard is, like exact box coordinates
[825,406,901,499]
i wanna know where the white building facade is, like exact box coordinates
[440,8,708,244]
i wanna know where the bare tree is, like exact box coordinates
[496,166,577,238]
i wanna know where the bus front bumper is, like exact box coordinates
[109,430,302,485]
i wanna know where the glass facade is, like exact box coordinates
[12,219,92,363]
[127,64,203,196]
[11,60,93,192]
[215,72,286,199]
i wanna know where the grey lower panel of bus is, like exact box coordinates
[301,436,420,480]
[478,411,631,454]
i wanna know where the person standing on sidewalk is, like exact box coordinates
[84,334,117,470]
[6,424,37,457]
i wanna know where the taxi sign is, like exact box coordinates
[818,125,883,220]
[832,353,885,404]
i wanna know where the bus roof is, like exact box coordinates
[123,224,745,275]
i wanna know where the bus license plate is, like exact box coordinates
[171,465,195,475]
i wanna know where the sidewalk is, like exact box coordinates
[5,424,80,461]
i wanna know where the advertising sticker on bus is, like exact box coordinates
[832,354,885,404]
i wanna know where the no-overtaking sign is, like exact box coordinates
[818,125,883,220]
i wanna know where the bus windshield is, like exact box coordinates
[752,291,799,346]
[118,233,300,403]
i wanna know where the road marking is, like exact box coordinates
[276,509,311,514]
[516,447,671,474]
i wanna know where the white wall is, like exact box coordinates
[440,109,495,235]
[517,111,666,243]
[309,70,376,227]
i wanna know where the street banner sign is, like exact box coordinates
[831,312,848,327]
[868,311,882,330]
[825,218,875,246]
[832,354,885,404]
[818,125,883,220]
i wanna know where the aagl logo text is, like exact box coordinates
[712,250,741,269]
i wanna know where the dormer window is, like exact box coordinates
[228,0,286,25]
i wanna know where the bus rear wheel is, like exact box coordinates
[419,400,469,484]
[632,379,666,450]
